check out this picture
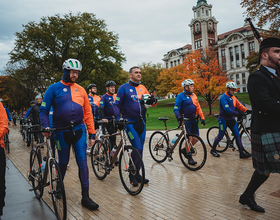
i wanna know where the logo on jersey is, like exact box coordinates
[130,89,133,92]
[75,88,78,93]
[63,88,67,92]
[42,102,46,107]
[131,95,141,103]
[116,97,120,101]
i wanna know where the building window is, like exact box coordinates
[174,60,177,66]
[221,50,225,58]
[242,73,246,84]
[196,23,200,32]
[243,87,246,92]
[178,59,180,64]
[235,46,240,68]
[197,11,200,17]
[166,63,168,69]
[171,61,173,67]
[209,22,212,30]
[229,47,234,68]
[206,10,209,16]
[241,44,245,66]
[249,42,255,51]
[222,62,227,70]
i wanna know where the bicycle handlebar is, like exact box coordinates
[30,121,75,135]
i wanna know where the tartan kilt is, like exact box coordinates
[252,132,280,175]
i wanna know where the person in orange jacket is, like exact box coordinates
[0,101,9,218]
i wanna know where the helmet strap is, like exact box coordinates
[184,86,192,95]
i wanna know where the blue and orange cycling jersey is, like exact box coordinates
[40,80,95,135]
[88,94,100,119]
[99,93,117,120]
[114,82,155,121]
[174,92,205,120]
[219,92,247,120]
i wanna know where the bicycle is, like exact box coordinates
[90,118,145,196]
[27,123,75,220]
[206,113,251,153]
[149,116,207,171]
[4,133,9,154]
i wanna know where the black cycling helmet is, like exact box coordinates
[105,80,116,87]
[30,100,36,105]
[87,84,97,90]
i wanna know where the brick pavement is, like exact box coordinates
[5,125,280,220]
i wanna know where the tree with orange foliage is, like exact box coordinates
[156,64,186,97]
[177,48,227,115]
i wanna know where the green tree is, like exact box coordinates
[139,62,163,93]
[8,12,126,87]
[245,51,260,74]
[241,0,280,35]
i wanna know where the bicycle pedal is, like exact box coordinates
[168,157,173,162]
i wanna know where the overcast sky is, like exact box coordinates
[0,0,248,72]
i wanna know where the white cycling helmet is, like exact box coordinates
[226,82,238,89]
[142,94,152,109]
[0,98,3,102]
[181,79,194,88]
[62,58,82,71]
[35,94,42,100]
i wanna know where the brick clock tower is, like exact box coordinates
[189,0,218,50]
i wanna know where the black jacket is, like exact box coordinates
[247,65,280,133]
[30,103,41,125]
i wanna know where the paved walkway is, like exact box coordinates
[2,125,280,219]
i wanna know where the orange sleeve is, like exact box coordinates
[192,93,205,120]
[82,89,96,134]
[234,96,247,112]
[0,102,9,148]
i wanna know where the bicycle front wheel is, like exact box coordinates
[50,159,67,220]
[179,134,207,171]
[119,145,144,196]
[206,126,229,153]
[91,140,108,180]
[29,149,43,198]
[149,131,168,163]
[241,127,251,154]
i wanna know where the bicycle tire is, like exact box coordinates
[206,126,229,153]
[49,159,67,220]
[179,134,207,171]
[119,145,144,196]
[29,149,43,198]
[91,140,108,180]
[241,127,251,154]
[148,131,168,163]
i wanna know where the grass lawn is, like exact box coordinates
[146,92,250,130]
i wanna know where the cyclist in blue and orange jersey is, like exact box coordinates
[174,79,206,165]
[210,82,252,158]
[114,66,157,186]
[0,101,9,219]
[87,83,100,120]
[99,80,119,165]
[24,100,36,119]
[39,58,99,211]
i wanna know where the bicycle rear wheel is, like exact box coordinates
[149,131,168,163]
[29,149,43,198]
[119,145,144,196]
[50,159,67,220]
[91,140,109,180]
[206,126,229,153]
[179,134,207,171]
[241,127,251,154]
